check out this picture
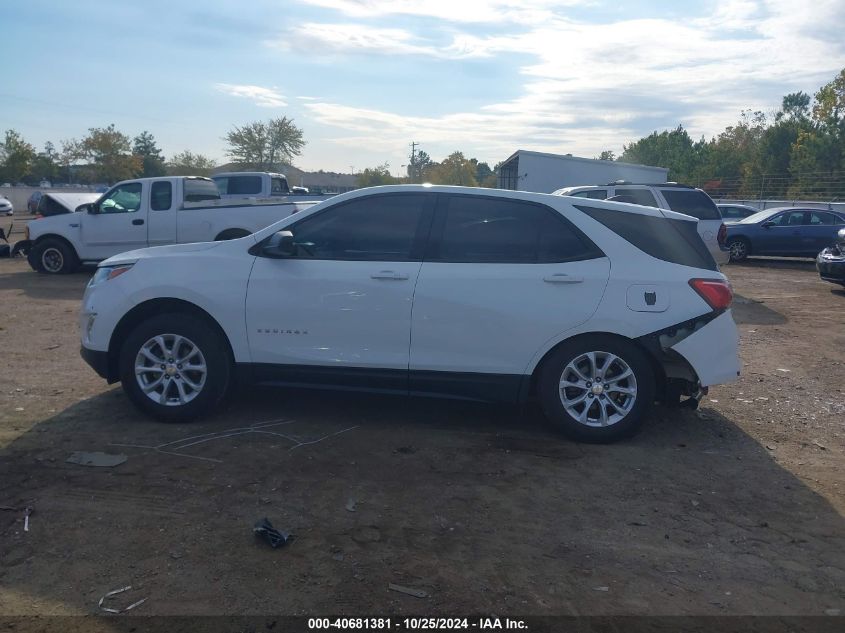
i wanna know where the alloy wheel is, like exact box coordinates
[134,334,207,406]
[559,351,638,427]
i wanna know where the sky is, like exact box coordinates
[1,0,844,175]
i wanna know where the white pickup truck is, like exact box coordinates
[212,171,335,202]
[22,176,318,274]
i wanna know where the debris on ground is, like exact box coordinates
[23,507,32,532]
[253,518,292,549]
[345,498,357,512]
[66,451,127,467]
[388,583,429,598]
[98,585,147,614]
[813,441,827,451]
[593,586,610,592]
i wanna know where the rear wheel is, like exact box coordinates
[727,237,750,262]
[119,313,231,422]
[30,238,79,274]
[538,336,655,443]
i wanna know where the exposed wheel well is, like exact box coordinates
[524,332,667,403]
[34,234,79,258]
[105,298,234,383]
[214,228,251,241]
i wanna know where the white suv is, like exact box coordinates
[554,182,729,265]
[80,185,740,442]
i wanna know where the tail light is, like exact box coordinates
[717,223,727,247]
[689,278,733,310]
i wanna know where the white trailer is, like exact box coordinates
[498,150,669,194]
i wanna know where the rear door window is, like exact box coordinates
[809,211,836,225]
[661,189,721,220]
[434,196,602,264]
[150,181,172,211]
[615,188,658,207]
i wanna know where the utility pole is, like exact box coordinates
[410,141,419,182]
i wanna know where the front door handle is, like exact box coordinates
[371,270,409,280]
[132,219,145,226]
[543,273,583,284]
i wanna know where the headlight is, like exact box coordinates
[89,264,134,287]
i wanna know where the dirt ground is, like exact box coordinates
[1,254,844,619]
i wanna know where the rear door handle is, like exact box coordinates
[371,270,409,280]
[132,219,145,226]
[543,273,583,284]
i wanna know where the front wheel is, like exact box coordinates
[727,237,750,262]
[538,336,655,443]
[30,238,79,273]
[119,313,232,422]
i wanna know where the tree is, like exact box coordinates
[166,150,217,177]
[474,160,494,185]
[597,150,616,161]
[224,116,305,169]
[0,129,37,183]
[81,124,141,184]
[133,131,166,177]
[30,142,59,184]
[778,92,811,122]
[356,163,397,187]
[58,139,86,184]
[428,151,478,186]
[619,125,698,182]
[407,149,433,182]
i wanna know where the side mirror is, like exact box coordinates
[761,220,775,228]
[261,230,296,258]
[82,203,99,214]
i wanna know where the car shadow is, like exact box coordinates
[0,261,92,300]
[725,257,816,271]
[1,387,844,617]
[731,293,787,325]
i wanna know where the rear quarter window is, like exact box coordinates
[575,204,718,271]
[183,179,221,203]
[661,189,721,220]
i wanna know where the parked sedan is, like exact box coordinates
[717,203,758,222]
[725,207,845,262]
[0,195,13,216]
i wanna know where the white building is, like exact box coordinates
[498,150,669,193]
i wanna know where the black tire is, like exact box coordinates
[119,313,232,422]
[538,335,655,443]
[215,229,251,241]
[30,238,79,274]
[727,237,750,262]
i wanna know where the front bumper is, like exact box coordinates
[817,249,845,284]
[80,345,111,381]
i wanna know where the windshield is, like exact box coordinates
[739,208,787,224]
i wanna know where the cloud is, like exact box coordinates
[270,23,444,57]
[295,0,588,25]
[294,0,845,165]
[213,83,288,107]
